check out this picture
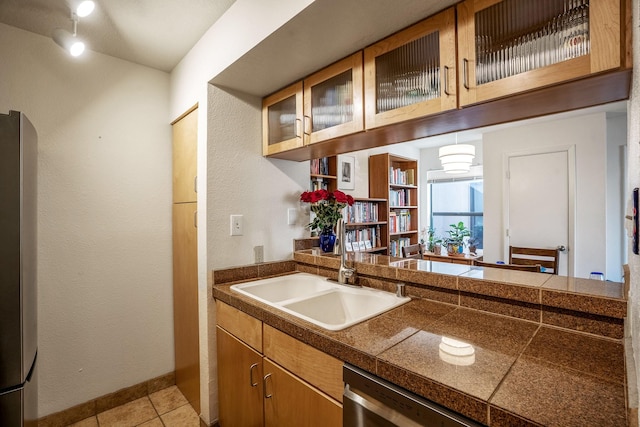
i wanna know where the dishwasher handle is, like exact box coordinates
[343,384,423,427]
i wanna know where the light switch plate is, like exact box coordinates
[287,208,297,225]
[230,214,243,236]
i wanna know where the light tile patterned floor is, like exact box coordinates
[66,385,200,427]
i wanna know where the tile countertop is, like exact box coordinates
[212,251,629,427]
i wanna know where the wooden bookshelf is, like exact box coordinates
[368,153,419,257]
[343,198,387,253]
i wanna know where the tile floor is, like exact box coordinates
[65,385,200,427]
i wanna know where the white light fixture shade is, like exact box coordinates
[69,0,95,17]
[53,28,85,57]
[439,144,475,174]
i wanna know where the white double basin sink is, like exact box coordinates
[230,272,410,331]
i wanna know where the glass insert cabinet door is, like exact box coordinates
[364,7,456,130]
[262,81,303,156]
[457,0,622,107]
[303,52,364,145]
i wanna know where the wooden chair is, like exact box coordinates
[473,260,541,272]
[509,246,559,274]
[401,244,423,259]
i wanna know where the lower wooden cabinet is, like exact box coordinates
[217,326,264,427]
[263,359,342,427]
[216,302,343,427]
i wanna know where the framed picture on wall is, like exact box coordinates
[338,155,355,190]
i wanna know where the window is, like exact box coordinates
[429,178,484,248]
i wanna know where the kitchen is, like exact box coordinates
[0,0,638,426]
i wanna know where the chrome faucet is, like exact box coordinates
[333,218,357,285]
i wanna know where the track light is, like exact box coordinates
[53,28,85,57]
[71,0,95,18]
[52,2,94,57]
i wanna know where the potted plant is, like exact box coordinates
[421,227,442,255]
[467,236,479,255]
[444,221,470,256]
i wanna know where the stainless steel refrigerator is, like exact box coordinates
[0,110,38,426]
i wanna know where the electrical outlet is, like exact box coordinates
[254,245,264,263]
[230,215,243,236]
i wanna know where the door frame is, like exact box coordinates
[502,145,576,276]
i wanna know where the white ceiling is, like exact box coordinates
[0,0,236,72]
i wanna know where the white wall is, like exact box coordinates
[482,113,609,278]
[0,24,174,416]
[607,113,628,282]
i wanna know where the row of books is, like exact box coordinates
[343,201,380,223]
[310,157,331,175]
[389,210,412,233]
[389,237,412,257]
[389,167,415,185]
[389,189,412,207]
[345,227,381,251]
[310,177,330,191]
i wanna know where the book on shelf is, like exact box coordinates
[389,210,411,233]
[389,167,416,185]
[345,226,379,251]
[389,237,412,257]
[311,157,330,176]
[389,189,411,206]
[344,201,379,223]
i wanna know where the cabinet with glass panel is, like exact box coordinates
[363,7,457,130]
[457,0,622,107]
[262,53,363,156]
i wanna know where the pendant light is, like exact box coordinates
[438,134,475,174]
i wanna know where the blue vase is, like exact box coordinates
[319,229,336,252]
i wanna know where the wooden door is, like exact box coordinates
[172,202,200,411]
[506,149,572,276]
[172,107,198,203]
[217,327,264,427]
[263,359,342,427]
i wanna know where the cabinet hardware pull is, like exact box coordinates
[263,373,273,398]
[444,65,451,96]
[249,363,259,387]
[194,176,197,194]
[295,118,302,138]
[463,59,470,90]
[303,116,311,135]
[193,210,197,229]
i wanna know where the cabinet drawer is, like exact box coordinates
[263,324,343,402]
[216,300,262,352]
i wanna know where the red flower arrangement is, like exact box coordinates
[300,189,354,233]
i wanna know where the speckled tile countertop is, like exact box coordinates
[212,251,629,427]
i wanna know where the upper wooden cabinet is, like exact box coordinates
[262,81,304,156]
[364,8,457,129]
[303,52,364,145]
[457,0,622,107]
[263,53,364,156]
[172,107,197,203]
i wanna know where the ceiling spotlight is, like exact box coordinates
[52,5,91,57]
[53,28,85,57]
[69,0,95,17]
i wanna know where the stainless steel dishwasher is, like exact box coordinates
[343,364,484,427]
